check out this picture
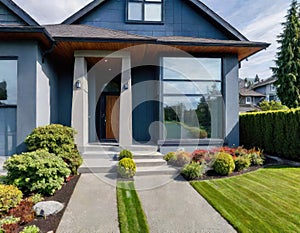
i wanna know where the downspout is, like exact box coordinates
[42,41,56,63]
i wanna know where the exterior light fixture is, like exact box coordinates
[75,80,81,89]
[124,83,129,90]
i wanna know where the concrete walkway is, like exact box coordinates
[57,173,235,233]
[135,175,236,233]
[57,173,120,233]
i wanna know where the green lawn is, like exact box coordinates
[191,166,300,233]
[116,181,149,233]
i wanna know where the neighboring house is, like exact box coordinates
[239,88,265,112]
[0,0,269,156]
[252,77,279,102]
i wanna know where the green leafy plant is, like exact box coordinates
[163,152,176,162]
[118,158,136,178]
[259,100,288,111]
[181,162,206,180]
[119,149,133,160]
[234,155,251,172]
[28,194,44,204]
[0,184,22,215]
[8,200,35,224]
[4,150,71,195]
[213,152,235,175]
[25,124,83,175]
[20,225,40,233]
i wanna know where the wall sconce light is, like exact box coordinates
[75,80,81,89]
[123,83,129,90]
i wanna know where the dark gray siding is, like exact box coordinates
[57,67,73,127]
[75,0,231,39]
[132,66,159,143]
[0,2,26,26]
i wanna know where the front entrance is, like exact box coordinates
[96,74,121,142]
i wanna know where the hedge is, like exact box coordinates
[240,108,300,160]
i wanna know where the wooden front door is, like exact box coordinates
[105,95,120,140]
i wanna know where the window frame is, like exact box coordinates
[160,56,224,140]
[245,96,252,104]
[126,0,164,24]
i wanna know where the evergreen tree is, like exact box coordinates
[273,0,300,108]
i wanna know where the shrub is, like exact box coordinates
[4,150,71,195]
[191,150,209,163]
[213,152,235,175]
[174,151,192,167]
[20,225,40,233]
[119,149,133,160]
[0,222,18,233]
[28,194,44,204]
[0,184,22,215]
[163,152,176,162]
[8,200,35,224]
[118,158,136,178]
[240,108,300,160]
[234,155,251,172]
[248,152,264,166]
[181,162,206,180]
[259,100,288,111]
[25,124,83,175]
[0,216,20,233]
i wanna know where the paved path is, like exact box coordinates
[58,172,235,233]
[135,175,236,233]
[57,173,120,233]
[0,156,8,175]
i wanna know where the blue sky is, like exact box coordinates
[13,0,291,80]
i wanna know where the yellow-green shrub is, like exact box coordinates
[240,108,300,160]
[213,152,235,175]
[118,149,133,160]
[118,158,136,178]
[0,184,22,215]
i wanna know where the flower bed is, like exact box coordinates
[164,147,264,180]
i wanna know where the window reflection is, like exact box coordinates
[162,57,223,139]
[0,59,17,156]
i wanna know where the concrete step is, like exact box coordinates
[83,144,158,153]
[79,165,179,176]
[82,151,163,159]
[134,158,166,167]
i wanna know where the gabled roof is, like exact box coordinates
[252,77,277,89]
[0,0,39,26]
[62,0,248,41]
[240,88,265,97]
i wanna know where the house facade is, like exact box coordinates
[252,77,279,102]
[0,0,269,156]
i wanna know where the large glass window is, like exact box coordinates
[162,57,223,140]
[127,0,162,22]
[0,59,17,156]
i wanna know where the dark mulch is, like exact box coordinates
[19,175,80,233]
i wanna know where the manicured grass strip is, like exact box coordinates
[191,167,300,233]
[116,181,149,233]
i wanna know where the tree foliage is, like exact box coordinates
[273,0,300,108]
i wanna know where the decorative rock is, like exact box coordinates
[33,201,64,217]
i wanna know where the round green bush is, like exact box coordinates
[0,184,22,215]
[119,149,133,160]
[213,152,235,175]
[234,155,251,172]
[181,162,206,180]
[25,124,83,175]
[4,150,71,195]
[163,152,176,162]
[118,158,136,178]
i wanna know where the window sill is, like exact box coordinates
[125,20,164,25]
